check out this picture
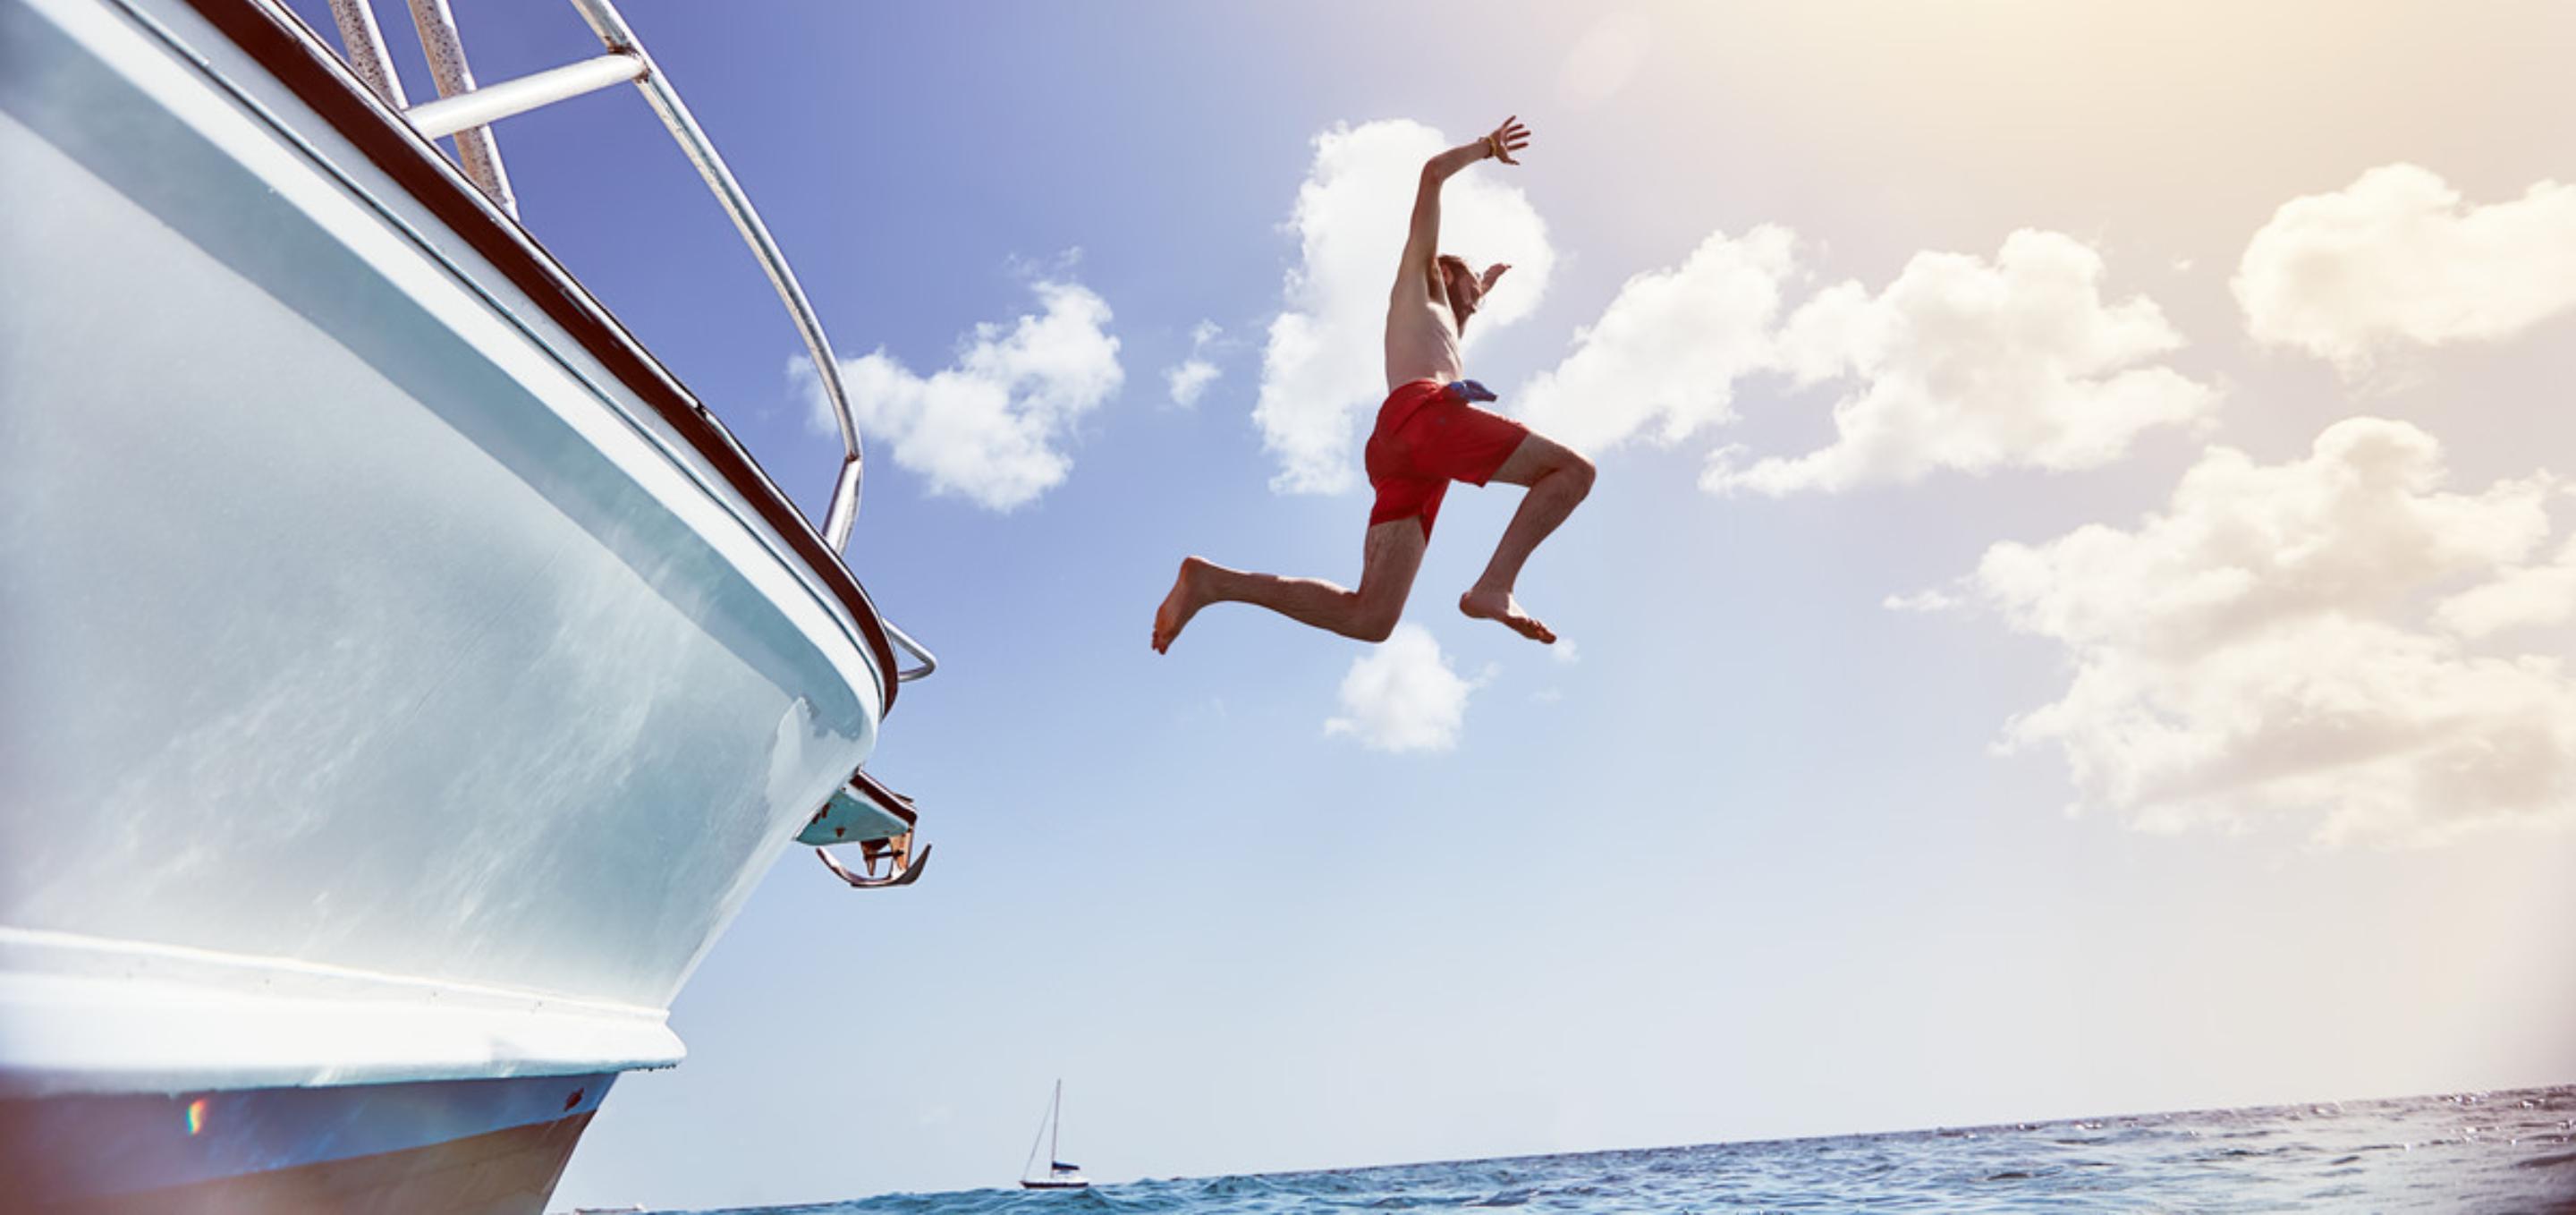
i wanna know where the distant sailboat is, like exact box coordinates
[1019,1079,1090,1190]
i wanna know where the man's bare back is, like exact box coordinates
[1154,116,1593,655]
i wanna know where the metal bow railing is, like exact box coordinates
[318,0,935,684]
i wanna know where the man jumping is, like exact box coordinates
[1152,116,1594,653]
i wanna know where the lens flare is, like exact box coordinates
[185,1097,208,1135]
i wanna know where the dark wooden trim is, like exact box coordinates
[172,0,900,712]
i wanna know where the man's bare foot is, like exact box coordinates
[1152,557,1213,653]
[1458,588,1555,644]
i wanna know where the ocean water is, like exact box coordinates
[676,1085,2576,1215]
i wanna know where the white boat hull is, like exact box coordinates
[0,0,895,1206]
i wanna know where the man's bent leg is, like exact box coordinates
[1152,520,1427,652]
[1460,431,1594,644]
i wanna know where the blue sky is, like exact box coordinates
[281,3,2576,1209]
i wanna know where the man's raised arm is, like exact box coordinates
[1397,117,1531,295]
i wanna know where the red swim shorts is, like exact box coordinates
[1363,378,1530,539]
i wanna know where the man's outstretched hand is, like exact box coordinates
[1480,263,1511,292]
[1484,116,1531,166]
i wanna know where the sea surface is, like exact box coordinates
[674,1085,2576,1214]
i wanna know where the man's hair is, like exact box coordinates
[1434,254,1474,333]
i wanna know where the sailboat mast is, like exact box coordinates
[1050,1079,1063,1163]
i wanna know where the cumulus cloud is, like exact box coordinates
[1516,226,1797,455]
[1165,320,1224,408]
[799,278,1122,512]
[1514,228,2211,495]
[1925,416,2575,846]
[1257,120,1556,494]
[2436,534,2576,640]
[1705,230,2218,495]
[1323,624,1488,752]
[2235,164,2576,375]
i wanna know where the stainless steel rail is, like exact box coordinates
[404,51,640,140]
[321,0,402,106]
[318,0,935,684]
[401,0,511,216]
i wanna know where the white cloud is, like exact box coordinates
[1165,319,1223,408]
[799,278,1122,512]
[1883,588,1962,614]
[1705,230,2217,495]
[2235,164,2576,375]
[1513,227,2210,496]
[1256,120,1556,494]
[1166,361,1219,408]
[1323,624,1487,752]
[1516,226,1797,455]
[2436,534,2576,640]
[1932,416,2575,846]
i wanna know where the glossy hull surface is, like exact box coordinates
[0,0,889,1207]
[1,1075,612,1214]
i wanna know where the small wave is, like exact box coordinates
[1040,1190,1127,1213]
[1190,1175,1275,1199]
[2517,1150,2576,1170]
[1468,1188,1533,1207]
